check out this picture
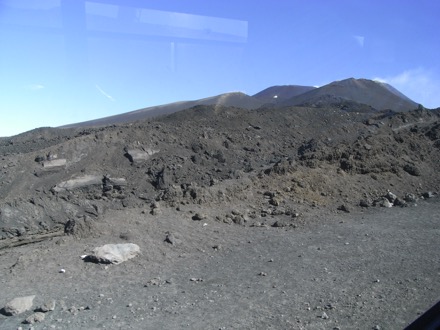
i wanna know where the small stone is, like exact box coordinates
[373,325,381,330]
[422,191,435,199]
[38,299,56,312]
[145,277,163,287]
[272,221,287,228]
[269,198,280,206]
[393,198,407,207]
[379,198,393,208]
[68,306,78,315]
[404,193,417,203]
[258,272,267,276]
[263,191,276,198]
[164,232,176,245]
[24,312,45,324]
[3,295,35,316]
[321,312,329,319]
[231,209,242,216]
[151,208,162,216]
[385,191,397,203]
[403,164,421,176]
[337,204,350,213]
[192,213,206,221]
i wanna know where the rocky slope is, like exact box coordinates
[1,105,439,241]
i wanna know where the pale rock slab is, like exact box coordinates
[3,295,35,316]
[88,243,140,264]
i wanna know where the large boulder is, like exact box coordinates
[87,243,140,264]
[3,295,35,316]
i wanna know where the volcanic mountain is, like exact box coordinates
[281,78,419,112]
[60,78,419,130]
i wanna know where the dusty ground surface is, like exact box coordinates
[0,198,439,329]
[0,104,439,329]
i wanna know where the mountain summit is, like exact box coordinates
[281,78,418,112]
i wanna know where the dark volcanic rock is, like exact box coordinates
[403,164,421,176]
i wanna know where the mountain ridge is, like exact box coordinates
[60,78,420,129]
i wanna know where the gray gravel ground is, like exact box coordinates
[1,198,439,330]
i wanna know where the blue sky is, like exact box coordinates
[0,0,439,137]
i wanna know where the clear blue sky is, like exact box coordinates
[1,0,439,137]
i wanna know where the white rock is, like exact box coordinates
[125,148,159,163]
[3,295,35,316]
[89,243,140,264]
[53,175,102,192]
[42,159,67,168]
